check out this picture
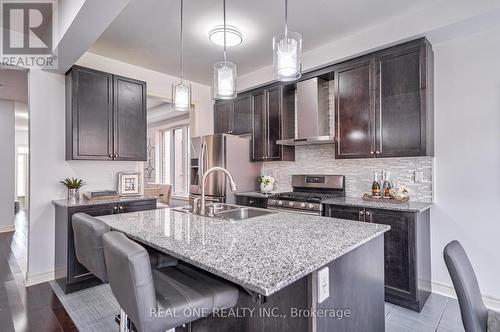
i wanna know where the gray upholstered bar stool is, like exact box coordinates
[72,213,180,330]
[103,231,240,332]
[72,213,111,282]
[72,213,179,280]
[444,241,500,332]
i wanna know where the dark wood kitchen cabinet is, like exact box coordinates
[334,59,375,158]
[324,204,431,312]
[214,100,233,134]
[250,85,295,161]
[66,65,147,161]
[54,198,157,294]
[214,94,252,135]
[334,38,433,159]
[235,194,268,208]
[113,75,147,161]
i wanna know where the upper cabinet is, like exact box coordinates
[214,94,252,135]
[212,38,433,161]
[66,66,147,161]
[335,59,375,158]
[214,87,295,162]
[334,38,433,159]
[250,85,295,162]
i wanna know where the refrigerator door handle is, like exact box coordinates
[199,138,207,188]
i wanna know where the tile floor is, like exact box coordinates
[385,293,464,332]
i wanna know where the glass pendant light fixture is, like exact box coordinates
[273,0,302,81]
[213,0,237,100]
[172,0,191,111]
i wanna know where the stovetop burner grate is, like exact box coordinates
[271,191,344,203]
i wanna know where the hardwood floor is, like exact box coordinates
[0,212,77,332]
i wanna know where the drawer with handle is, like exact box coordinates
[235,195,267,209]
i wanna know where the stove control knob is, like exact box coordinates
[277,200,283,206]
[288,201,295,207]
[300,203,306,208]
[308,203,314,209]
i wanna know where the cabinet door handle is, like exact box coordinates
[249,200,255,204]
[359,210,365,221]
[365,211,373,223]
[114,154,119,158]
[370,151,374,155]
[375,151,380,155]
[119,206,124,210]
[109,154,113,159]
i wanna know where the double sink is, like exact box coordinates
[173,203,276,221]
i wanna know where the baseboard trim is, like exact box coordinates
[432,281,500,311]
[25,270,56,287]
[0,225,15,233]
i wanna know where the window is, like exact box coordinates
[160,126,190,195]
[16,147,29,198]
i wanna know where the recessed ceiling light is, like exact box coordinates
[208,25,243,47]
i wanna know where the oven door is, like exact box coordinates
[267,206,322,216]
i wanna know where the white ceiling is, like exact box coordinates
[147,95,187,124]
[89,0,437,85]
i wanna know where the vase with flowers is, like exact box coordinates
[60,178,85,202]
[257,175,275,194]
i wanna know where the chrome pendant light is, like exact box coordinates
[273,0,302,81]
[172,0,191,111]
[213,0,237,100]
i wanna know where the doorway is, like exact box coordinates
[0,68,29,279]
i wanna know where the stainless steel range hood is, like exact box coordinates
[276,77,334,146]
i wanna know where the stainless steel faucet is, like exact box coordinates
[200,167,237,215]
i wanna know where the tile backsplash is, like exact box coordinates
[262,145,433,202]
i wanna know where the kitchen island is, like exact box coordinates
[97,207,390,332]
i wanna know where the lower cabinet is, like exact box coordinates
[235,194,267,208]
[54,199,157,294]
[324,204,431,312]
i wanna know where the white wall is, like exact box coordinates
[28,69,138,282]
[431,27,500,301]
[0,100,15,232]
[76,52,214,137]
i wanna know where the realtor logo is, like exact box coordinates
[1,0,58,68]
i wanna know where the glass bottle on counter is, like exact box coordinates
[382,170,393,198]
[371,172,381,198]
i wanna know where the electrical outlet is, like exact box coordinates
[414,171,424,183]
[106,172,114,181]
[317,267,329,304]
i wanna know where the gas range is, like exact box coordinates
[267,175,345,215]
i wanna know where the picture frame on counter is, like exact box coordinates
[117,172,142,196]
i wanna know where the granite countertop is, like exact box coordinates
[52,196,158,208]
[97,208,389,296]
[321,197,433,213]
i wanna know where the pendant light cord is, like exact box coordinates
[284,0,288,37]
[223,0,227,62]
[180,0,184,81]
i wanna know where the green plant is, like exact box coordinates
[60,178,85,189]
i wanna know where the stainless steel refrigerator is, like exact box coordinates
[189,134,261,204]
